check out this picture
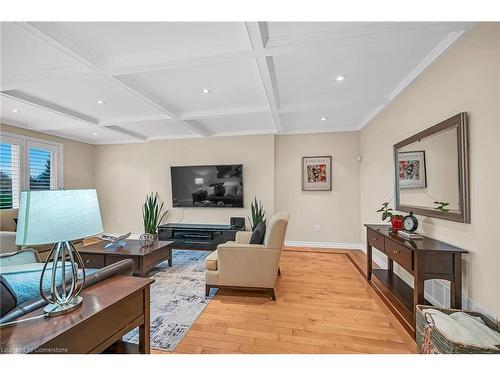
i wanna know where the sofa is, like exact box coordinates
[204,211,289,300]
[0,249,134,324]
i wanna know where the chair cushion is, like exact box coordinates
[250,221,266,244]
[205,250,218,271]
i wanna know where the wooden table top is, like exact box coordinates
[0,275,153,353]
[365,224,468,253]
[80,239,174,256]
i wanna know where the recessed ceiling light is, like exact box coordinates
[10,109,20,113]
[96,100,106,105]
[321,116,328,121]
[201,88,211,94]
[93,132,98,136]
[335,75,345,82]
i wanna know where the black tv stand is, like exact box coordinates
[158,223,239,251]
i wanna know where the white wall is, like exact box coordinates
[94,135,275,233]
[94,132,363,246]
[275,132,361,245]
[360,23,500,319]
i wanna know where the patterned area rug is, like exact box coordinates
[124,250,216,351]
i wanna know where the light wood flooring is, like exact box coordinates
[153,248,416,354]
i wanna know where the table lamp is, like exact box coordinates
[16,189,103,316]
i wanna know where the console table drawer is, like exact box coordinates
[386,240,413,272]
[81,253,105,268]
[367,229,385,252]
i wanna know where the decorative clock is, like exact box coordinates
[403,211,419,232]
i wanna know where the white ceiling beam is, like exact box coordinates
[0,91,147,141]
[245,22,282,134]
[178,106,270,121]
[15,22,209,137]
[107,50,255,76]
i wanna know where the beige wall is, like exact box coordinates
[94,135,276,234]
[275,132,361,244]
[0,123,95,231]
[360,24,500,318]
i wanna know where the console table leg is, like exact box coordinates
[139,287,151,354]
[413,253,425,316]
[451,254,463,309]
[366,243,372,280]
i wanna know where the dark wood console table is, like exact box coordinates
[0,275,153,354]
[364,224,468,336]
[158,223,238,251]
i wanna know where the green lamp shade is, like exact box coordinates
[16,189,104,246]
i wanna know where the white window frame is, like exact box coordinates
[1,132,64,208]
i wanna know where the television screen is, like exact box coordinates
[170,165,243,208]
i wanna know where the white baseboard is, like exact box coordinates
[285,240,363,250]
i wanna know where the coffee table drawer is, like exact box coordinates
[386,240,413,272]
[81,253,105,268]
[143,246,170,270]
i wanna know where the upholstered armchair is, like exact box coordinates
[204,211,289,300]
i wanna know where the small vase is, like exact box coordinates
[139,233,157,247]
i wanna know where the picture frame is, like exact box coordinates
[398,151,427,189]
[302,156,332,191]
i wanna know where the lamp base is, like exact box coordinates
[43,296,84,317]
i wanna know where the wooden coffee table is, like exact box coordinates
[79,239,174,277]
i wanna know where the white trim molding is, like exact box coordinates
[285,240,363,250]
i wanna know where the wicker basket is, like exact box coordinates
[416,305,500,354]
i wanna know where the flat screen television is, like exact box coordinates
[170,165,243,208]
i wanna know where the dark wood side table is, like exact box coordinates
[79,239,174,277]
[0,275,153,354]
[364,224,468,337]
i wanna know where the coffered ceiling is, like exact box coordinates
[1,22,474,144]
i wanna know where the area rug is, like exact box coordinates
[123,250,216,351]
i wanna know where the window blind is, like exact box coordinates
[29,147,58,190]
[0,142,21,209]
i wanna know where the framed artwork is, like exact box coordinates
[302,156,332,191]
[398,151,427,189]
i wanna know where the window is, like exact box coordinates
[0,133,63,209]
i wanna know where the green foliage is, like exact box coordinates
[249,197,266,231]
[376,201,394,222]
[434,201,450,212]
[142,192,168,234]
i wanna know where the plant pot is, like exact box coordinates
[391,215,404,232]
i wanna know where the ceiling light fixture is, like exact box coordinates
[93,132,98,136]
[201,88,211,94]
[335,75,345,82]
[321,116,328,121]
[96,100,106,105]
[10,109,20,113]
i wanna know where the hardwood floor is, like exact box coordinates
[153,248,416,354]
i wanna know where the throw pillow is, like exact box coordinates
[250,221,266,244]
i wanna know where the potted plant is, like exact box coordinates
[249,197,266,231]
[377,200,403,232]
[140,192,168,246]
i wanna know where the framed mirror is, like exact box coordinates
[394,112,470,223]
